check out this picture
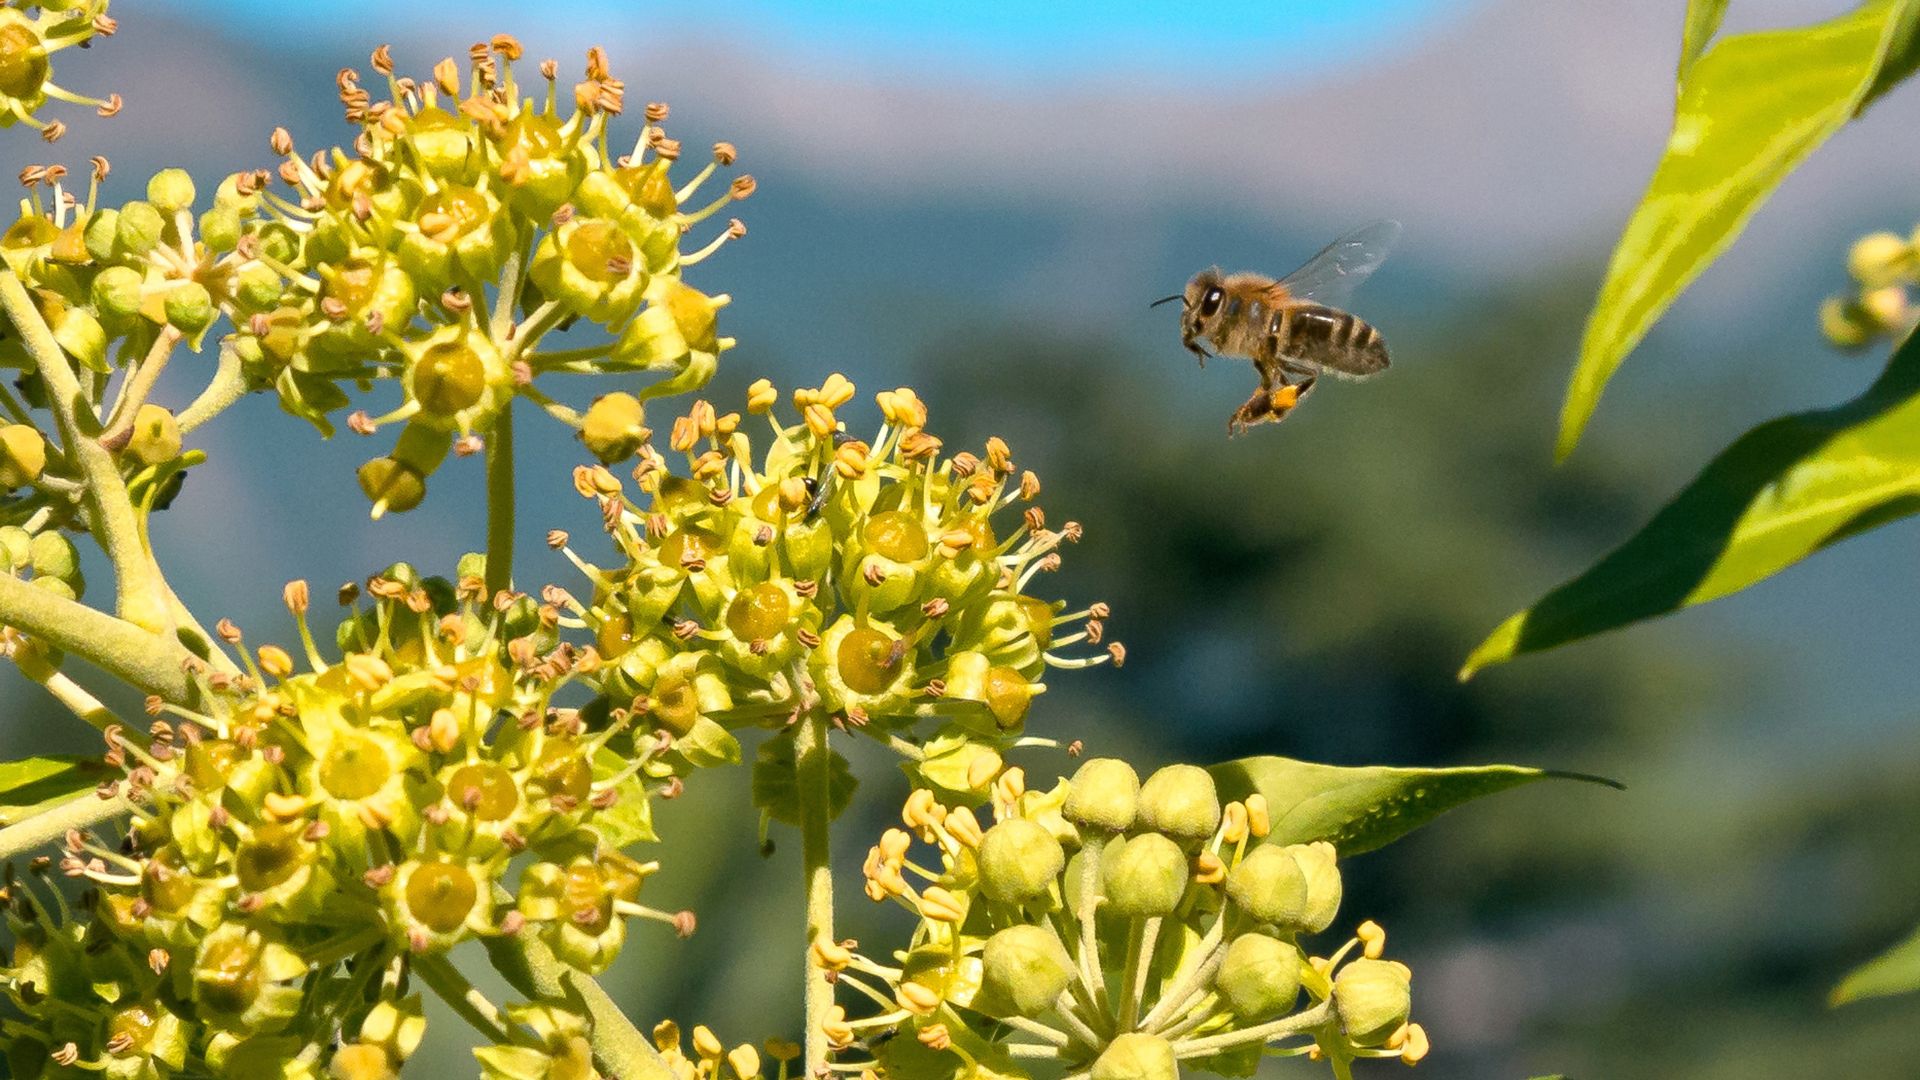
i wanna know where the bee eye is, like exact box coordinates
[1198,288,1224,317]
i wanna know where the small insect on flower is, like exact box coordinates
[1153,220,1400,435]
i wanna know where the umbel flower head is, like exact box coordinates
[11,561,713,1078]
[1820,225,1920,348]
[226,36,753,515]
[820,761,1430,1080]
[552,375,1121,824]
[0,1,121,138]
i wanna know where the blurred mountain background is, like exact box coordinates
[7,1,1920,1076]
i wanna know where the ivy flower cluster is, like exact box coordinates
[551,374,1120,826]
[1,561,714,1079]
[1821,226,1920,348]
[822,761,1429,1080]
[235,38,751,515]
[0,0,118,138]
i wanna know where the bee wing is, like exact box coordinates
[1276,220,1401,309]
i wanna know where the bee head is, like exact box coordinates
[1186,268,1226,320]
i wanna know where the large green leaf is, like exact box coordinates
[1833,921,1920,1005]
[0,756,112,826]
[1555,0,1917,460]
[1467,329,1920,676]
[1208,756,1619,857]
[1678,0,1729,87]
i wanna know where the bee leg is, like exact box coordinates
[1228,385,1276,436]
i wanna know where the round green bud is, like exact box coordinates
[1332,958,1411,1047]
[116,201,166,257]
[1215,933,1302,1020]
[0,525,30,571]
[1848,231,1913,288]
[29,574,74,600]
[28,529,78,583]
[1136,764,1221,840]
[979,924,1072,1018]
[581,392,649,463]
[232,263,283,312]
[0,424,46,488]
[1103,832,1188,918]
[198,207,242,253]
[83,207,120,263]
[1064,758,1140,831]
[163,281,215,335]
[91,265,144,323]
[1224,844,1308,927]
[1286,842,1342,933]
[410,338,487,416]
[124,405,182,467]
[147,169,197,215]
[1092,1033,1177,1080]
[978,818,1065,905]
[358,458,426,515]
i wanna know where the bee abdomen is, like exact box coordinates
[1269,304,1389,377]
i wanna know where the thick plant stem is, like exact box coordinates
[485,403,515,597]
[482,932,673,1080]
[0,271,172,634]
[178,342,249,434]
[796,710,836,1077]
[0,573,199,704]
[0,789,130,862]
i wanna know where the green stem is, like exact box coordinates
[0,572,200,704]
[413,952,515,1045]
[13,648,117,732]
[177,341,249,434]
[485,402,515,597]
[482,931,674,1080]
[0,789,130,862]
[101,327,181,446]
[796,709,836,1077]
[1168,1001,1332,1059]
[0,271,172,633]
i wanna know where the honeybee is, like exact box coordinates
[1154,220,1400,434]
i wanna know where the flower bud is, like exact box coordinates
[115,201,166,257]
[125,404,182,466]
[83,207,120,263]
[90,265,144,325]
[199,207,243,253]
[147,169,197,215]
[1064,758,1139,831]
[0,424,46,488]
[1135,764,1221,840]
[581,392,650,462]
[1224,844,1308,927]
[28,529,78,583]
[978,924,1072,1018]
[1092,1033,1177,1080]
[0,525,27,571]
[358,457,427,515]
[1848,231,1913,288]
[1215,933,1302,1020]
[163,281,216,336]
[1286,841,1342,933]
[978,818,1065,905]
[1332,958,1412,1047]
[1103,834,1190,919]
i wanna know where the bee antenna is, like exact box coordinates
[1148,294,1182,308]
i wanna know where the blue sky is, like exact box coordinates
[182,0,1453,84]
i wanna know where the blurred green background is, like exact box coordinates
[8,2,1920,1076]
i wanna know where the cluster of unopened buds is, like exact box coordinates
[821,760,1428,1080]
[552,374,1121,830]
[1,558,714,1079]
[1821,226,1920,348]
[0,0,119,138]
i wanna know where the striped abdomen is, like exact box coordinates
[1264,303,1389,377]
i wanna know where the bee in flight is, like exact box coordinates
[1154,220,1400,435]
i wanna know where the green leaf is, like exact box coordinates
[1833,922,1920,1005]
[1556,0,1918,460]
[0,756,112,826]
[1467,329,1920,676]
[1208,756,1619,857]
[1678,0,1729,86]
[1865,2,1920,102]
[750,732,856,826]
